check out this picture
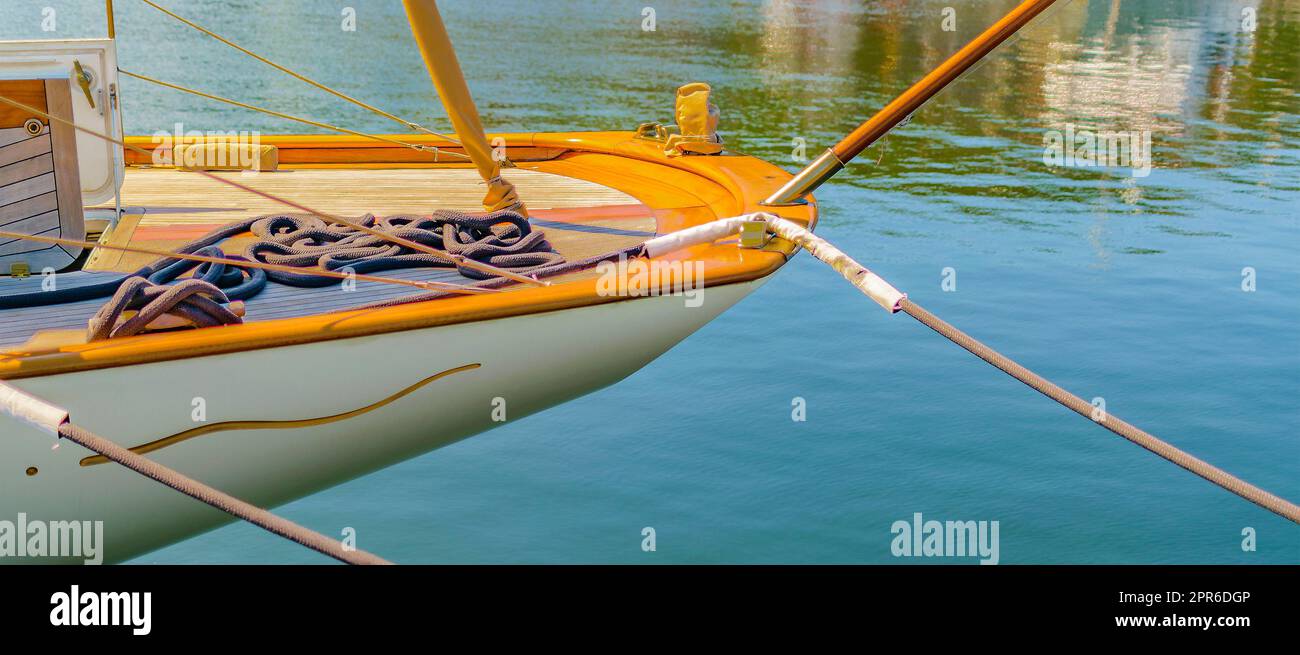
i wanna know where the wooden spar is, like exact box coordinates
[401,0,526,214]
[762,0,1060,206]
[106,0,116,38]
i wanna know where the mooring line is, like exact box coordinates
[659,213,1300,524]
[769,215,1300,524]
[896,298,1300,524]
[56,423,392,564]
[1,378,390,564]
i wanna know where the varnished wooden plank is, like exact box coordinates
[0,80,47,126]
[101,167,637,217]
[83,213,141,271]
[122,140,568,166]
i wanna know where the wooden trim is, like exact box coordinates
[122,132,569,166]
[0,80,47,126]
[45,79,85,258]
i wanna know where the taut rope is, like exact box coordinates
[650,213,1300,525]
[1,378,391,564]
[895,298,1300,524]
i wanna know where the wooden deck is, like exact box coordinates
[87,165,657,273]
[0,163,661,350]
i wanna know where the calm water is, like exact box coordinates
[4,0,1296,563]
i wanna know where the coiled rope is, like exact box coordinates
[88,277,241,341]
[0,229,489,301]
[5,209,562,339]
[246,210,562,283]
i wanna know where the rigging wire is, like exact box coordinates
[119,69,469,160]
[136,0,466,146]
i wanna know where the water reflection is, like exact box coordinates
[733,0,1296,183]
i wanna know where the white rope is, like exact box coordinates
[0,381,68,437]
[642,213,905,311]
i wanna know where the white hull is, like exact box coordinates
[1,280,763,563]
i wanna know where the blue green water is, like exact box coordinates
[5,0,1296,563]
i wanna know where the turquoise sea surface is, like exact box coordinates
[3,0,1296,563]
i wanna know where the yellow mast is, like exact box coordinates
[402,0,525,215]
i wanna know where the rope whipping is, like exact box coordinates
[55,422,391,564]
